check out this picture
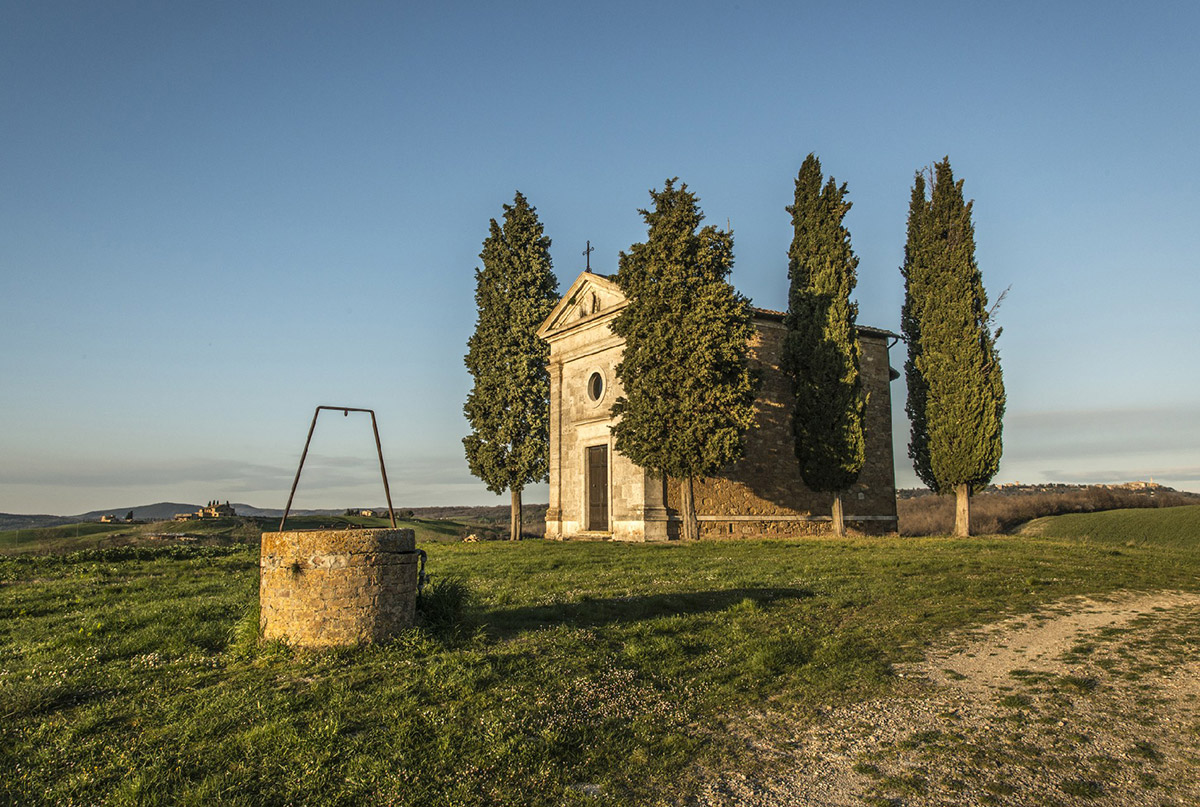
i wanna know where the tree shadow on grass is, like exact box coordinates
[12,685,120,719]
[480,586,813,638]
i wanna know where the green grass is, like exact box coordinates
[0,518,261,555]
[0,521,140,554]
[0,514,472,555]
[2,508,1199,805]
[1061,778,1105,799]
[1023,504,1200,549]
[268,514,469,544]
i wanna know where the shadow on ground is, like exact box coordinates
[481,586,813,636]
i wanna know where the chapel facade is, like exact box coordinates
[537,271,899,540]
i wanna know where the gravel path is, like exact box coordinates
[688,591,1200,806]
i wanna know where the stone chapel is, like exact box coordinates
[537,270,899,540]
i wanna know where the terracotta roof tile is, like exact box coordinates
[750,306,898,339]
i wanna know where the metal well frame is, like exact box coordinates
[279,406,396,531]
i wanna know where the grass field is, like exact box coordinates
[2,507,1198,805]
[1021,504,1200,549]
[898,486,1200,535]
[0,514,469,556]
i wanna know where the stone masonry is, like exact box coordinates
[260,528,419,646]
[538,271,898,541]
[664,313,897,538]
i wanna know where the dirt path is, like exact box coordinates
[688,591,1200,806]
[927,591,1200,690]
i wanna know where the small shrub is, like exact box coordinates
[907,730,943,746]
[878,772,926,795]
[997,694,1031,709]
[418,575,472,637]
[228,602,261,657]
[1129,740,1162,762]
[1136,771,1160,788]
[984,780,1017,796]
[1059,675,1098,694]
[748,634,812,676]
[1061,778,1104,799]
[860,797,900,807]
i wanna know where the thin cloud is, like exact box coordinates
[1004,405,1200,462]
[0,458,293,489]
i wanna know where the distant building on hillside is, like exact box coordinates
[900,480,1180,499]
[349,508,412,519]
[174,500,237,521]
[1106,480,1164,491]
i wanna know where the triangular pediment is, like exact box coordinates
[537,272,627,338]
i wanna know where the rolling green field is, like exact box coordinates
[0,514,467,556]
[2,507,1198,805]
[1021,503,1200,548]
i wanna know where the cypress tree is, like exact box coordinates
[463,192,560,540]
[781,154,866,536]
[610,179,757,541]
[901,158,1005,536]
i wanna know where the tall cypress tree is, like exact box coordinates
[781,154,866,536]
[611,179,757,541]
[902,158,1005,536]
[463,192,560,540]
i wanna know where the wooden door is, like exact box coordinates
[587,445,608,531]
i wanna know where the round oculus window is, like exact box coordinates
[587,372,604,402]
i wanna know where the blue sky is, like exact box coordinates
[2,1,1198,514]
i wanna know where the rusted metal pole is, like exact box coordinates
[280,408,322,531]
[279,406,397,531]
[368,409,398,528]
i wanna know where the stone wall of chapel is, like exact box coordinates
[663,323,897,536]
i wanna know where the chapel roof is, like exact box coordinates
[540,270,898,341]
[749,307,899,340]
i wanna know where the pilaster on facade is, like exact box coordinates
[546,358,564,539]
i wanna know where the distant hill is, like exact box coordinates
[2,501,552,531]
[75,502,203,522]
[231,504,549,522]
[897,481,1199,500]
[226,504,344,518]
[405,504,548,522]
[3,502,344,530]
[0,513,78,531]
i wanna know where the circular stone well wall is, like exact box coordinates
[260,528,419,647]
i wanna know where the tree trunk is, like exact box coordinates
[954,483,970,537]
[831,493,845,537]
[680,478,698,541]
[510,488,522,541]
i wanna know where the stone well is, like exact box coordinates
[259,528,420,647]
